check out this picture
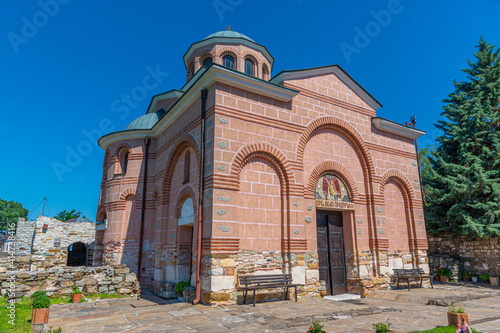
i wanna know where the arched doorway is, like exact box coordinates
[67,242,87,266]
[178,197,195,284]
[315,174,353,295]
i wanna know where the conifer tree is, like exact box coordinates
[425,36,500,238]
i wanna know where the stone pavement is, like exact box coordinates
[45,282,500,333]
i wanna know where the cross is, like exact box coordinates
[225,25,232,31]
[77,211,82,217]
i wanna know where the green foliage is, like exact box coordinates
[71,286,82,296]
[174,281,191,294]
[463,272,471,277]
[373,318,392,333]
[0,297,32,332]
[411,326,483,333]
[32,295,50,309]
[424,36,500,238]
[30,291,47,299]
[481,273,490,282]
[0,197,28,231]
[47,327,63,333]
[437,267,452,277]
[54,209,80,222]
[308,321,326,333]
[448,306,465,313]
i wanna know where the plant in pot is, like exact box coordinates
[447,306,469,327]
[373,318,393,333]
[71,285,83,303]
[462,272,471,282]
[30,290,47,307]
[32,295,50,325]
[308,321,327,333]
[437,267,452,283]
[480,274,490,284]
[174,281,190,297]
[471,273,479,283]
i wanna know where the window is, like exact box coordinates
[203,57,212,67]
[116,148,129,175]
[245,59,254,76]
[262,64,269,80]
[183,150,191,183]
[223,55,235,69]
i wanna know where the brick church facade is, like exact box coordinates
[94,30,428,304]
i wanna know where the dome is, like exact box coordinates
[205,31,255,42]
[126,109,166,130]
[65,216,93,223]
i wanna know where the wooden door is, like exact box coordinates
[316,211,347,295]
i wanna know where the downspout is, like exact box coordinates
[137,138,151,282]
[193,89,208,305]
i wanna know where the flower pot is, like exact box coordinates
[490,276,499,286]
[31,308,50,325]
[447,312,469,327]
[472,276,478,282]
[72,294,82,303]
[439,275,449,283]
[463,276,471,281]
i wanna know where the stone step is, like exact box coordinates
[324,293,361,301]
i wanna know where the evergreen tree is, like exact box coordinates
[425,36,500,238]
[0,198,28,232]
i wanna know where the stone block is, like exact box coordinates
[306,269,319,282]
[98,280,112,285]
[111,276,123,284]
[292,265,305,285]
[220,259,235,267]
[74,271,83,279]
[98,286,109,293]
[59,287,73,295]
[60,281,73,287]
[115,268,130,274]
[118,288,131,294]
[16,272,31,279]
[211,268,223,276]
[125,273,136,283]
[84,285,97,293]
[85,278,97,285]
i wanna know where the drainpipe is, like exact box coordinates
[193,89,208,305]
[137,138,151,282]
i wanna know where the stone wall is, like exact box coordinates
[15,216,96,269]
[428,234,500,277]
[0,264,140,300]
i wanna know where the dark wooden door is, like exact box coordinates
[316,211,347,295]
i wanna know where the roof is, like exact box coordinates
[126,109,167,130]
[205,31,255,42]
[65,216,93,223]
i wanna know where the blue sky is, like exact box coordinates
[1,0,499,220]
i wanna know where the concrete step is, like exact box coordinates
[324,293,361,301]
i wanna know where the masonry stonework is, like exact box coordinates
[95,30,429,304]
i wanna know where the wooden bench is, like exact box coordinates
[238,274,299,307]
[394,268,434,290]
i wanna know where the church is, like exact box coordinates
[94,30,428,304]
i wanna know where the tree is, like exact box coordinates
[424,36,500,238]
[54,209,80,222]
[0,198,29,232]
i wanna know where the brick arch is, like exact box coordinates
[230,142,294,195]
[242,50,263,63]
[305,160,359,200]
[297,117,375,180]
[113,142,132,157]
[380,169,415,208]
[119,188,142,201]
[96,205,107,222]
[196,48,216,62]
[160,133,201,206]
[173,186,198,219]
[215,46,241,58]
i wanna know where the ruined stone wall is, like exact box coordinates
[0,264,139,300]
[428,234,500,277]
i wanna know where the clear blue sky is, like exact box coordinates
[1,0,499,220]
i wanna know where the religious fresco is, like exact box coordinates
[315,174,351,202]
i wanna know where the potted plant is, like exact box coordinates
[32,295,50,325]
[437,267,452,283]
[71,285,82,303]
[462,272,471,282]
[30,290,47,307]
[308,321,327,333]
[373,318,393,333]
[174,281,190,297]
[480,274,490,284]
[490,276,499,286]
[448,306,469,327]
[471,273,479,283]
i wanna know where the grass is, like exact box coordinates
[0,293,126,332]
[411,325,483,333]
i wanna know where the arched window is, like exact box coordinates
[183,150,191,183]
[116,148,129,175]
[223,55,235,69]
[203,57,212,67]
[187,62,194,78]
[262,64,270,80]
[245,59,255,76]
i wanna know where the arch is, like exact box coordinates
[119,188,142,201]
[160,133,201,206]
[215,46,241,58]
[222,54,236,69]
[112,142,132,157]
[297,117,375,180]
[262,64,270,80]
[96,205,107,222]
[244,58,256,76]
[230,142,294,194]
[380,169,416,208]
[174,186,198,219]
[67,242,87,266]
[305,160,360,200]
[242,50,263,63]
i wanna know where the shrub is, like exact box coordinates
[462,272,471,277]
[30,291,47,299]
[480,274,490,282]
[71,286,82,296]
[308,321,326,333]
[448,306,465,313]
[32,295,50,309]
[373,318,392,333]
[174,281,191,294]
[437,267,452,277]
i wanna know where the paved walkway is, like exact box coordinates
[45,282,500,333]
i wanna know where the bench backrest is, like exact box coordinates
[239,274,293,286]
[393,268,426,276]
